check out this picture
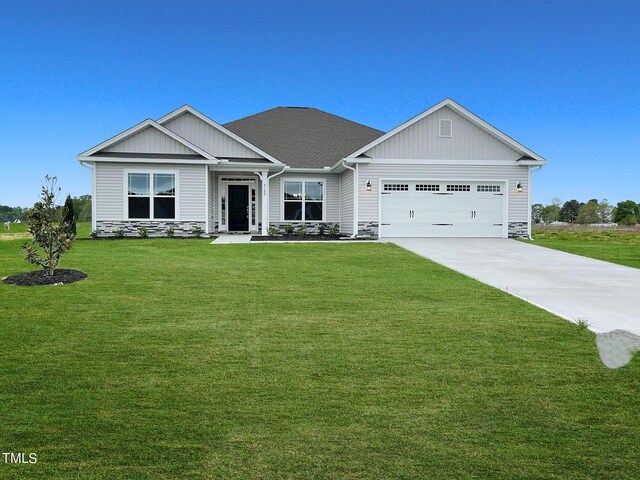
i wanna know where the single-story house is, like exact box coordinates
[77,98,546,238]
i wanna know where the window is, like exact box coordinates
[283,180,324,221]
[446,184,470,192]
[477,185,501,193]
[439,119,452,137]
[127,172,176,219]
[416,184,440,191]
[383,184,409,191]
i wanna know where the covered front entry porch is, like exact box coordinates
[207,164,286,235]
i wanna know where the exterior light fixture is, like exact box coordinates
[366,180,372,191]
[516,182,523,193]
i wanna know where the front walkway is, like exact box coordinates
[211,235,252,244]
[389,238,640,335]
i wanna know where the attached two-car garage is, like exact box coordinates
[379,180,507,238]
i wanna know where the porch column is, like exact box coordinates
[259,171,269,235]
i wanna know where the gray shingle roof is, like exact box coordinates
[224,107,384,168]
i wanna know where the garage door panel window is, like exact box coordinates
[383,184,409,191]
[477,185,501,192]
[446,184,470,192]
[283,180,324,221]
[127,172,176,220]
[416,184,440,191]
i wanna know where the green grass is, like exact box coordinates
[1,222,92,240]
[529,230,640,269]
[1,239,639,479]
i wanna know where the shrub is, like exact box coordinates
[329,224,339,237]
[62,194,76,236]
[138,227,149,238]
[114,228,125,239]
[166,226,175,238]
[283,224,295,236]
[89,228,100,239]
[193,226,204,238]
[267,226,277,237]
[298,225,308,237]
[21,176,75,276]
[318,224,326,236]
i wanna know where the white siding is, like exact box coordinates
[94,162,206,221]
[269,173,340,223]
[366,107,521,161]
[104,126,195,154]
[163,112,263,158]
[358,163,530,223]
[339,169,354,234]
[179,165,206,220]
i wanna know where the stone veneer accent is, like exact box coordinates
[269,222,339,235]
[508,221,529,238]
[357,221,379,238]
[95,220,206,238]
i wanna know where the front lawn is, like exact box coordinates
[530,230,640,269]
[1,239,639,479]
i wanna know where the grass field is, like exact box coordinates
[530,230,640,269]
[1,238,639,479]
[1,222,92,240]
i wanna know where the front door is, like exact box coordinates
[228,185,249,231]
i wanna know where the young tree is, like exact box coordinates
[613,200,640,225]
[577,200,600,224]
[21,176,76,276]
[62,195,77,235]
[596,198,613,223]
[551,196,562,208]
[560,200,583,223]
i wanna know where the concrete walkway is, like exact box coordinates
[389,238,640,335]
[211,235,252,244]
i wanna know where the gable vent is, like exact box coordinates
[439,119,452,138]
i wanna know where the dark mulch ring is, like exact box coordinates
[251,235,375,242]
[2,269,88,286]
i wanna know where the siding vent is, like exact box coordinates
[477,185,501,193]
[446,184,470,192]
[416,184,440,191]
[439,119,452,138]
[383,183,409,191]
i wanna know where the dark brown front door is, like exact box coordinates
[228,185,249,231]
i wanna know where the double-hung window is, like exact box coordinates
[127,173,176,219]
[283,180,324,221]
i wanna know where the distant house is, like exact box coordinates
[77,99,546,238]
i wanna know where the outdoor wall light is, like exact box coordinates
[366,180,372,191]
[516,182,523,193]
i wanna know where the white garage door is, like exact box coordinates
[380,181,506,238]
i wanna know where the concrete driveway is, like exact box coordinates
[389,238,640,335]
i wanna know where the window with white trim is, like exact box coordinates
[127,173,176,219]
[283,180,324,221]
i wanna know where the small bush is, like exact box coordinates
[575,318,591,331]
[193,226,204,238]
[138,227,149,238]
[90,228,100,239]
[267,226,277,237]
[329,224,339,237]
[283,224,295,236]
[166,226,175,238]
[114,228,125,239]
[298,226,308,237]
[318,224,326,236]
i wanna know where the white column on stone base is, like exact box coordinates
[260,171,269,235]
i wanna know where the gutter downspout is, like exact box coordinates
[79,161,96,231]
[529,165,544,239]
[341,160,358,237]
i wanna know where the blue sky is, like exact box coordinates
[1,0,638,207]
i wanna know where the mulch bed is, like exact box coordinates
[2,269,88,286]
[250,235,374,242]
